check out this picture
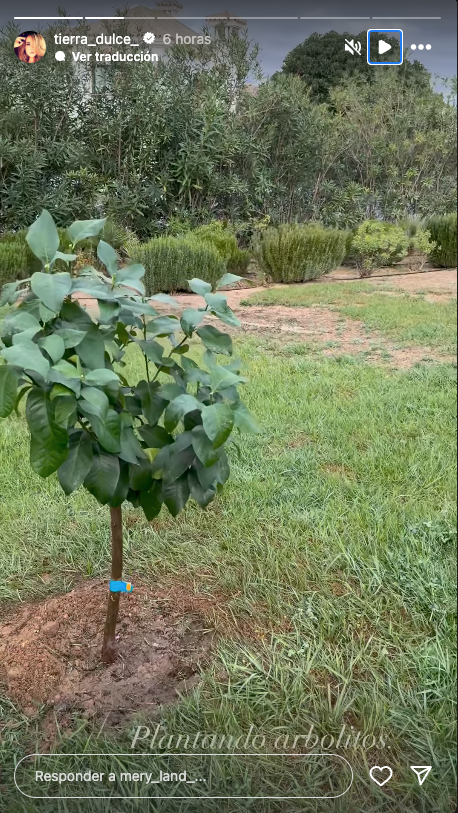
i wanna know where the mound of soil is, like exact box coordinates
[0,580,213,727]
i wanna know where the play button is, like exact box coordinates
[378,40,392,55]
[367,29,403,65]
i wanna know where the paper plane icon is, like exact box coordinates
[410,766,432,786]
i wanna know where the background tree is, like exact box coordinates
[281,31,430,103]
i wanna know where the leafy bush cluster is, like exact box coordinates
[0,210,258,517]
[256,223,347,283]
[351,221,409,277]
[425,214,457,268]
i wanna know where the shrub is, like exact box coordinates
[193,222,251,275]
[128,235,226,294]
[0,230,42,286]
[235,216,271,250]
[352,221,409,277]
[256,224,347,283]
[425,214,457,268]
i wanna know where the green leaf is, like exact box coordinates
[57,430,93,494]
[97,240,119,275]
[118,299,158,318]
[129,458,154,491]
[26,210,59,266]
[26,388,69,477]
[202,403,234,448]
[38,335,65,364]
[67,218,106,245]
[12,328,42,346]
[196,325,233,356]
[163,474,190,517]
[188,278,212,296]
[188,470,216,508]
[1,341,50,379]
[204,293,241,327]
[52,358,79,377]
[191,426,220,467]
[195,453,230,490]
[83,447,120,504]
[181,308,205,337]
[146,316,180,337]
[165,444,195,481]
[115,264,145,296]
[0,365,19,417]
[71,278,116,302]
[84,368,120,386]
[138,424,174,449]
[81,386,109,417]
[180,358,210,386]
[149,294,180,308]
[124,395,142,416]
[53,330,86,351]
[210,366,245,393]
[2,310,41,340]
[164,394,202,433]
[135,380,167,424]
[48,370,81,396]
[84,409,121,454]
[139,481,163,520]
[60,300,94,328]
[157,382,185,401]
[0,281,20,307]
[109,460,131,507]
[120,424,147,465]
[97,300,120,324]
[137,340,164,365]
[54,395,77,427]
[39,302,57,324]
[31,272,72,313]
[75,324,106,370]
[53,251,77,265]
[216,273,243,289]
[233,402,261,433]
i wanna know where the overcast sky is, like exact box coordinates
[2,0,456,78]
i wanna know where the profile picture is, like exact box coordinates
[14,31,46,64]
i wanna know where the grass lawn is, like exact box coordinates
[0,304,457,811]
[242,282,457,352]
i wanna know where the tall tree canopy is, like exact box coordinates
[281,31,431,103]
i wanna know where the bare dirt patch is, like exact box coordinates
[366,268,457,300]
[0,580,213,728]
[148,290,452,368]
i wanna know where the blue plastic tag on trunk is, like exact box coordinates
[110,580,134,593]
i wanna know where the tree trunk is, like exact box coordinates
[102,506,123,664]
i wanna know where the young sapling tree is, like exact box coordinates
[0,211,259,663]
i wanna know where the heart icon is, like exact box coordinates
[369,766,393,787]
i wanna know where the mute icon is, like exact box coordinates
[410,766,432,786]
